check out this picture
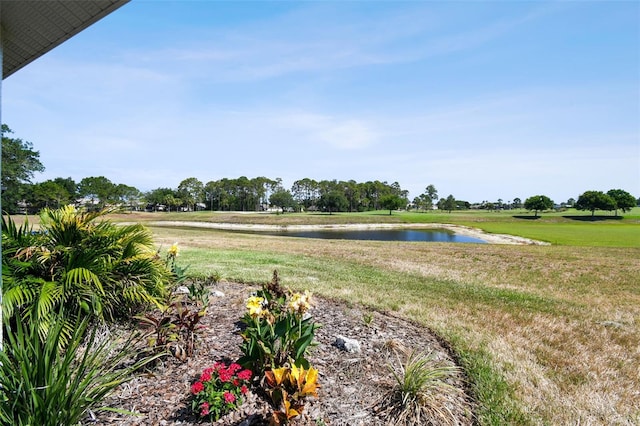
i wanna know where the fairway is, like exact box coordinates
[121,209,640,425]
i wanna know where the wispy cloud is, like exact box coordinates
[273,112,378,150]
[109,3,554,84]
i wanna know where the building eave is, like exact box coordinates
[1,0,129,79]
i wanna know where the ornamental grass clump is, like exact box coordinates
[238,270,320,373]
[190,362,253,421]
[0,314,160,426]
[377,349,466,426]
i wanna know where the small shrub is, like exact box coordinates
[136,244,207,360]
[136,296,206,360]
[362,312,374,326]
[189,362,253,422]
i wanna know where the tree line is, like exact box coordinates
[2,125,638,216]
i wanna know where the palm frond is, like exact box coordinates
[2,282,37,319]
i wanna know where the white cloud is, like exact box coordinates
[273,112,377,150]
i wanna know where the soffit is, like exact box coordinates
[1,0,129,78]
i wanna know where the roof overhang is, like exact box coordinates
[1,0,129,79]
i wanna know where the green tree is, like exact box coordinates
[113,184,142,210]
[53,177,78,200]
[177,177,204,211]
[512,197,522,209]
[1,125,45,213]
[25,180,71,211]
[144,187,176,211]
[164,194,182,212]
[318,191,348,215]
[380,194,405,215]
[523,195,554,218]
[441,194,456,213]
[425,184,438,205]
[575,190,616,218]
[269,189,296,213]
[291,178,319,210]
[342,180,360,212]
[606,189,636,216]
[78,176,116,209]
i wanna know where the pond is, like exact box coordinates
[238,228,487,243]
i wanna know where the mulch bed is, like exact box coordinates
[91,281,475,426]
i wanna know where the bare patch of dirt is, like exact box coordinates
[91,281,475,426]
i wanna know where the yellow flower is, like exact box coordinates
[167,242,179,257]
[246,296,265,317]
[288,290,312,314]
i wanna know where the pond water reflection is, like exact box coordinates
[239,228,486,243]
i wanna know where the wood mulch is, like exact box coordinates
[90,281,475,426]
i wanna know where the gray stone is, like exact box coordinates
[334,335,361,353]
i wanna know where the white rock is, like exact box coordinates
[211,290,225,297]
[174,286,190,295]
[334,335,361,353]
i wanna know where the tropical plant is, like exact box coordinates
[377,349,465,426]
[238,271,319,373]
[0,313,160,426]
[264,364,320,425]
[2,206,172,340]
[189,362,253,422]
[136,294,207,360]
[136,243,207,360]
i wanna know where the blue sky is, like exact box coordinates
[3,0,639,203]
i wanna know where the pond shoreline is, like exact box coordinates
[142,221,549,245]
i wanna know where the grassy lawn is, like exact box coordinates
[12,209,640,423]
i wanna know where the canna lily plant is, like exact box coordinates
[238,271,319,373]
[264,364,320,425]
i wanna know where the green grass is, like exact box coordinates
[396,209,640,247]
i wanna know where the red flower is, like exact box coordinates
[223,391,236,403]
[203,367,214,376]
[237,369,252,381]
[190,381,204,395]
[229,363,242,373]
[218,369,233,382]
[213,362,225,371]
[200,371,212,383]
[240,385,248,394]
[233,379,240,386]
[200,401,209,416]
